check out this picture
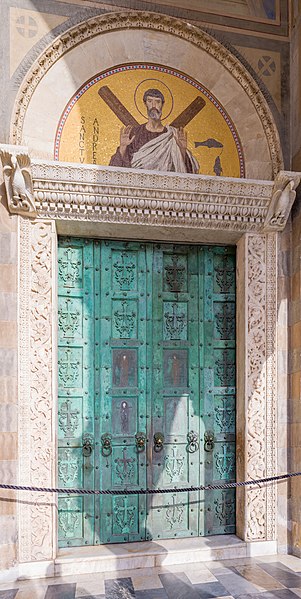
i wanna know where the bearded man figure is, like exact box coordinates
[109,88,199,174]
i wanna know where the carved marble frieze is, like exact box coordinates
[10,11,283,177]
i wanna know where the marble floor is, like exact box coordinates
[1,554,301,599]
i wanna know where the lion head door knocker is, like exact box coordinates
[153,432,164,453]
[135,432,146,452]
[101,432,112,457]
[204,430,215,452]
[186,430,199,453]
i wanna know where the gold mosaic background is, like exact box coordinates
[57,67,242,178]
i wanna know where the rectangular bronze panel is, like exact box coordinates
[163,349,188,387]
[112,349,138,388]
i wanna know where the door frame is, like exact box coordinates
[16,161,283,574]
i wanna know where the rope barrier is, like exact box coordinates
[0,471,300,496]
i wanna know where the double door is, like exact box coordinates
[57,238,236,546]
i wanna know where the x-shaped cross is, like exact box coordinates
[98,85,206,128]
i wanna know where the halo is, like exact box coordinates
[134,78,174,121]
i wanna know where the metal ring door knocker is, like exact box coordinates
[204,430,215,452]
[82,434,94,457]
[135,432,146,452]
[101,432,112,456]
[153,432,164,452]
[187,430,199,453]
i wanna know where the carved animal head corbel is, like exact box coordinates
[263,171,301,232]
[0,145,36,217]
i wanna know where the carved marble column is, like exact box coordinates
[236,232,277,541]
[19,217,56,562]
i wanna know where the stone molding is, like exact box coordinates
[10,11,283,176]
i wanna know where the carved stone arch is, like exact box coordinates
[11,10,283,179]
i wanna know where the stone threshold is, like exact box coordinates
[53,536,277,577]
[0,536,277,584]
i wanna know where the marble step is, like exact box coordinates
[54,536,277,577]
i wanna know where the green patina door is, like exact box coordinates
[57,239,236,547]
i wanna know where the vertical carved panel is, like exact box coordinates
[245,233,277,541]
[246,234,267,540]
[19,218,55,562]
[266,233,277,540]
[57,238,95,547]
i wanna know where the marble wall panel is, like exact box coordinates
[0,203,18,573]
[0,322,17,348]
[0,543,17,571]
[0,406,18,433]
[291,12,301,170]
[0,265,17,293]
[0,376,17,405]
[0,349,17,377]
[0,433,17,461]
[288,196,301,557]
[276,229,290,554]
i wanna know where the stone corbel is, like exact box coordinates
[263,171,301,232]
[0,144,36,217]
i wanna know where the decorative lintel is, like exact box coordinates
[1,146,299,233]
[32,159,273,233]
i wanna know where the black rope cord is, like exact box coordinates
[0,471,300,496]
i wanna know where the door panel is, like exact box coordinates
[148,245,200,540]
[57,239,95,547]
[99,242,147,543]
[57,239,236,546]
[202,248,236,535]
